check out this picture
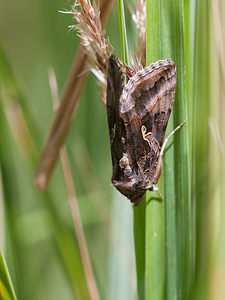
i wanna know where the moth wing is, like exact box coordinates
[141,60,176,147]
[106,58,176,205]
[106,54,126,180]
[119,60,176,177]
[120,60,176,150]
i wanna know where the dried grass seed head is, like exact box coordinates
[71,0,110,83]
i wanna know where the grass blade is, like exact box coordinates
[117,0,129,64]
[0,46,90,300]
[146,1,192,299]
[192,1,211,298]
[0,249,17,300]
[116,2,147,299]
[133,200,146,300]
[112,3,138,299]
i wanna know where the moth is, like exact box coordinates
[106,54,185,205]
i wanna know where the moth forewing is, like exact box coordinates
[106,54,177,205]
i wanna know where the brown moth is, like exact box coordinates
[106,54,183,205]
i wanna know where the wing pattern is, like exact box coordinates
[106,54,176,205]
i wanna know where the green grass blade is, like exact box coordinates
[133,200,146,300]
[0,249,17,300]
[169,2,192,298]
[146,1,192,300]
[0,47,90,300]
[117,0,129,64]
[108,191,135,300]
[145,191,165,300]
[116,3,148,299]
[145,1,166,298]
[113,3,140,299]
[192,1,210,298]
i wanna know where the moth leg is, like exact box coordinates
[152,185,164,200]
[153,120,186,183]
[161,120,186,157]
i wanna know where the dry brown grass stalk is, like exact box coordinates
[71,0,111,85]
[135,0,146,66]
[35,0,114,191]
[208,117,225,157]
[127,0,146,67]
[211,0,225,86]
[5,100,37,161]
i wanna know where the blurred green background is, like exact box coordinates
[0,1,137,299]
[0,0,225,300]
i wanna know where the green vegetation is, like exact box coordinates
[0,0,224,299]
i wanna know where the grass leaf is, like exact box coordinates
[117,0,129,64]
[145,1,192,299]
[0,249,17,300]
